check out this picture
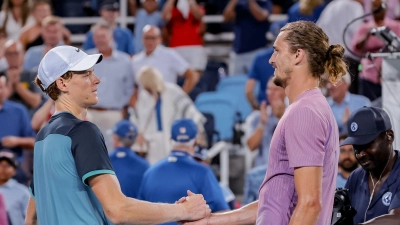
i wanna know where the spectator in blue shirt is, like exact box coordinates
[245,47,274,109]
[0,150,30,225]
[138,119,229,224]
[342,107,400,224]
[327,73,371,135]
[287,0,325,23]
[83,0,135,55]
[242,165,266,205]
[109,120,150,198]
[223,0,271,75]
[336,134,358,188]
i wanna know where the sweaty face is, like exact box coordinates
[339,144,358,173]
[65,68,101,108]
[269,32,295,88]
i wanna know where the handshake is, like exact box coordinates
[175,190,212,225]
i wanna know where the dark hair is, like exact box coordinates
[34,71,74,101]
[280,21,347,85]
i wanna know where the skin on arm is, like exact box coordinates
[128,0,138,16]
[223,0,239,22]
[14,82,42,108]
[289,166,322,225]
[89,174,210,225]
[357,208,400,225]
[247,102,268,151]
[182,69,199,94]
[188,0,205,21]
[162,0,176,21]
[1,136,35,149]
[245,79,258,110]
[248,0,269,21]
[25,197,38,225]
[31,99,54,132]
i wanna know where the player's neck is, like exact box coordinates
[286,74,319,104]
[54,99,87,120]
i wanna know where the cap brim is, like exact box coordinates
[0,157,17,168]
[340,133,379,146]
[69,54,103,72]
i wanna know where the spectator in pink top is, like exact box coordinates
[351,0,400,101]
[0,193,8,225]
[181,21,346,225]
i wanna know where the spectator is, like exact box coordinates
[23,16,63,71]
[138,119,229,220]
[317,0,364,94]
[162,0,207,74]
[242,165,266,205]
[83,0,135,55]
[131,66,205,165]
[0,32,8,71]
[287,0,325,23]
[0,0,34,40]
[0,194,7,225]
[352,0,400,101]
[31,98,54,132]
[132,25,198,94]
[1,40,42,115]
[0,150,29,225]
[19,0,71,51]
[336,135,358,188]
[86,22,135,151]
[245,46,274,110]
[0,76,35,162]
[109,120,150,198]
[363,0,400,20]
[327,73,370,135]
[223,0,271,75]
[129,0,164,54]
[245,78,286,167]
[271,0,295,14]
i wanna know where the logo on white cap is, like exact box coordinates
[350,122,358,132]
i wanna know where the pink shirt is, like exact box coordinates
[0,194,8,225]
[351,18,400,84]
[257,89,339,225]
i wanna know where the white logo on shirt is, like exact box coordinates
[382,192,392,206]
[350,122,358,132]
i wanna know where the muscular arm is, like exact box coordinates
[358,208,400,225]
[248,0,269,21]
[289,167,322,225]
[182,69,199,94]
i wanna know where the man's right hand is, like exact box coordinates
[180,190,211,221]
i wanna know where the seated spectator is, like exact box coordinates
[341,107,400,224]
[109,120,150,198]
[0,0,34,40]
[129,0,164,54]
[83,0,135,55]
[242,165,266,205]
[0,150,29,225]
[336,134,358,188]
[0,76,35,162]
[245,78,286,167]
[23,16,64,71]
[223,0,271,75]
[327,73,371,135]
[131,66,205,165]
[245,47,274,110]
[287,0,325,23]
[132,25,198,94]
[19,0,71,51]
[86,22,135,151]
[352,0,400,101]
[1,40,42,116]
[138,119,229,217]
[162,0,207,74]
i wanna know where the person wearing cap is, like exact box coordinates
[0,149,30,225]
[26,45,210,225]
[83,0,135,55]
[109,120,150,198]
[137,118,229,224]
[341,107,400,224]
[86,22,136,151]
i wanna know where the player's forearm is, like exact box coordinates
[289,201,321,225]
[208,201,258,225]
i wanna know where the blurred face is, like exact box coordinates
[100,9,119,24]
[339,143,358,173]
[269,32,295,88]
[143,28,161,53]
[327,79,349,102]
[143,0,158,13]
[11,0,24,7]
[61,68,101,108]
[4,43,23,68]
[0,160,15,183]
[0,77,8,105]
[33,3,52,24]
[266,79,285,103]
[42,23,63,46]
[93,28,113,51]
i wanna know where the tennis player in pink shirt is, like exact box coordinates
[182,20,347,225]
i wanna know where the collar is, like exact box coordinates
[146,45,163,57]
[0,100,10,112]
[170,150,192,158]
[1,179,17,188]
[296,88,321,103]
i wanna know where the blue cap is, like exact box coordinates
[341,107,392,146]
[171,119,198,143]
[113,120,138,140]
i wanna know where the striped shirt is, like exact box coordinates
[257,88,339,225]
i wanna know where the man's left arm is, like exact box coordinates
[358,208,400,225]
[14,82,41,108]
[289,166,322,225]
[248,0,269,22]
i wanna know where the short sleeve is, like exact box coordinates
[83,31,95,51]
[285,107,326,168]
[170,49,190,76]
[200,168,230,212]
[69,122,115,185]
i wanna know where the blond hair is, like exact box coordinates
[299,0,323,15]
[138,66,165,94]
[41,15,62,27]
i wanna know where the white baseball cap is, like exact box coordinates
[37,45,103,90]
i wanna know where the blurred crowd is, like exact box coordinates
[0,0,399,224]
